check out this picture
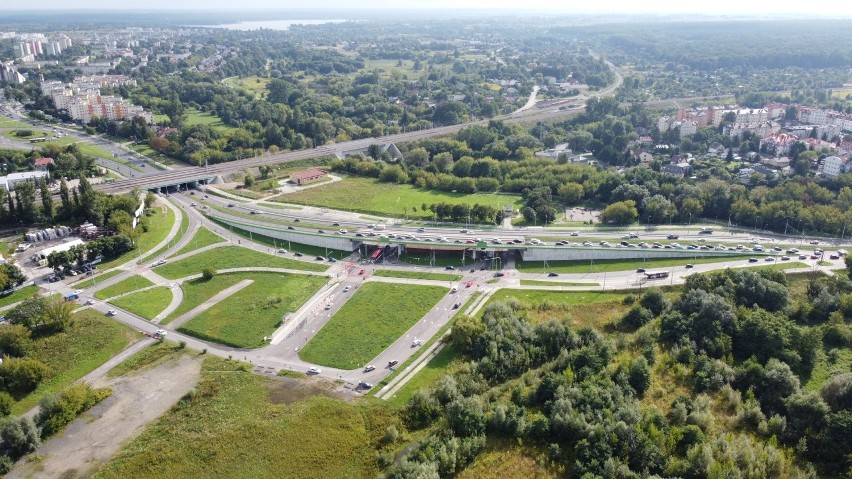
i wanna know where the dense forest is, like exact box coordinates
[391,268,851,477]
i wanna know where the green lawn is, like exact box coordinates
[177,272,326,348]
[223,76,271,98]
[92,357,387,479]
[484,289,634,329]
[373,269,462,282]
[300,282,448,369]
[155,246,328,280]
[110,287,173,320]
[184,108,235,132]
[277,176,521,222]
[0,116,34,128]
[0,285,39,309]
[516,254,753,274]
[161,273,253,325]
[519,279,600,287]
[171,226,226,258]
[12,309,141,415]
[94,275,155,300]
[96,205,177,270]
[385,343,462,407]
[147,204,189,261]
[72,269,122,289]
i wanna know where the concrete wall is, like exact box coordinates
[520,246,756,262]
[208,214,358,252]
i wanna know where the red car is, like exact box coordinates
[358,269,365,275]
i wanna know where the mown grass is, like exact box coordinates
[110,286,173,320]
[0,285,39,309]
[154,245,328,280]
[278,176,521,221]
[146,203,189,261]
[72,269,122,289]
[94,275,155,300]
[12,309,140,415]
[171,226,226,258]
[0,116,33,128]
[92,357,386,479]
[161,273,250,325]
[516,254,754,274]
[519,279,600,287]
[484,289,632,329]
[178,272,326,348]
[300,282,448,369]
[373,269,462,282]
[96,205,176,270]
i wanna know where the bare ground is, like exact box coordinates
[8,356,202,479]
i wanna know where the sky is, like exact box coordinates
[3,0,852,16]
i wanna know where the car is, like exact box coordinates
[494,272,505,277]
[154,329,167,339]
[294,252,304,257]
[445,265,455,270]
[453,302,461,309]
[106,310,117,316]
[278,249,288,253]
[764,257,775,262]
[699,228,713,234]
[190,202,197,207]
[830,254,840,260]
[786,248,800,254]
[388,360,399,367]
[583,241,592,246]
[363,365,376,372]
[307,367,321,375]
[332,222,340,226]
[548,272,559,277]
[460,229,469,233]
[781,256,790,261]
[47,275,60,282]
[293,218,300,222]
[809,240,820,245]
[318,229,326,234]
[324,303,332,310]
[204,195,209,199]
[67,270,78,276]
[355,233,364,237]
[773,247,783,252]
[315,256,325,261]
[358,381,374,389]
[227,203,235,207]
[799,255,807,260]
[570,231,579,236]
[417,228,425,233]
[287,226,295,230]
[685,264,694,269]
[328,258,337,263]
[412,339,422,347]
[636,268,646,273]
[810,255,819,259]
[250,210,259,214]
[749,258,759,263]
[358,269,365,275]
[85,299,94,305]
[839,249,848,255]
[343,286,351,292]
[667,234,679,240]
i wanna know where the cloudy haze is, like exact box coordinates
[1,0,850,15]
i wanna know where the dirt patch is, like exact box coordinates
[265,375,352,405]
[8,356,202,479]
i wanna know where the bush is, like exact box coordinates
[0,324,32,357]
[0,454,12,474]
[36,383,111,438]
[0,357,49,396]
[640,288,669,316]
[621,306,653,330]
[0,392,12,417]
[628,356,651,396]
[821,372,852,412]
[0,416,40,459]
[201,267,215,281]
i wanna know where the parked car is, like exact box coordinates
[294,252,303,257]
[636,268,645,273]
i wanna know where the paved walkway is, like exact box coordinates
[166,279,254,329]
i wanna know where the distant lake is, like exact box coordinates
[201,20,347,31]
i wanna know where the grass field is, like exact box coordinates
[92,357,391,479]
[155,245,328,279]
[106,341,191,378]
[161,273,254,324]
[177,272,326,348]
[456,442,557,479]
[299,282,448,369]
[96,205,176,271]
[0,285,39,309]
[519,279,600,287]
[73,269,122,289]
[184,108,235,132]
[223,76,271,98]
[484,289,633,329]
[373,269,462,282]
[385,343,462,406]
[277,176,521,221]
[94,275,155,300]
[516,254,753,274]
[12,309,140,415]
[0,116,33,128]
[171,226,225,257]
[110,287,173,320]
[146,204,189,261]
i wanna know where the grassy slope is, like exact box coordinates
[299,282,448,369]
[278,176,521,221]
[171,226,226,258]
[178,272,326,348]
[12,309,140,414]
[94,275,155,300]
[92,357,386,479]
[96,205,176,271]
[110,286,173,320]
[207,218,349,258]
[516,254,754,274]
[72,270,122,289]
[154,245,328,280]
[485,289,633,329]
[373,269,462,282]
[0,285,39,309]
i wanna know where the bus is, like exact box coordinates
[369,249,382,262]
[644,271,669,280]
[29,137,47,143]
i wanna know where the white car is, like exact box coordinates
[106,310,116,316]
[307,367,321,375]
[839,249,848,255]
[85,299,94,305]
[364,365,376,372]
[343,286,351,292]
[277,249,288,254]
[412,339,422,347]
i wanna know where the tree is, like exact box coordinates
[821,372,852,412]
[621,305,653,330]
[0,392,12,417]
[42,297,75,333]
[558,182,584,205]
[6,296,48,330]
[13,181,36,223]
[845,255,852,278]
[39,178,53,220]
[628,356,651,396]
[642,195,675,224]
[0,416,40,459]
[58,178,71,218]
[451,315,484,353]
[446,397,485,437]
[640,288,669,316]
[0,357,49,396]
[599,200,638,225]
[243,173,255,188]
[0,324,32,357]
[201,267,215,281]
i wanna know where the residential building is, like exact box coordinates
[33,157,54,171]
[822,156,852,179]
[723,120,780,139]
[663,163,688,177]
[760,157,790,169]
[0,171,49,191]
[678,120,698,139]
[657,116,672,133]
[0,63,25,84]
[707,142,726,157]
[787,124,841,140]
[535,143,571,159]
[760,133,800,156]
[639,152,654,164]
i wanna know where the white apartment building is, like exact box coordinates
[822,156,851,179]
[711,108,768,127]
[41,76,150,124]
[678,120,697,138]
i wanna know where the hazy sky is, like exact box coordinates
[3,0,852,15]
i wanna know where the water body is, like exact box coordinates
[201,19,347,31]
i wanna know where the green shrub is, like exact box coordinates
[35,382,111,438]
